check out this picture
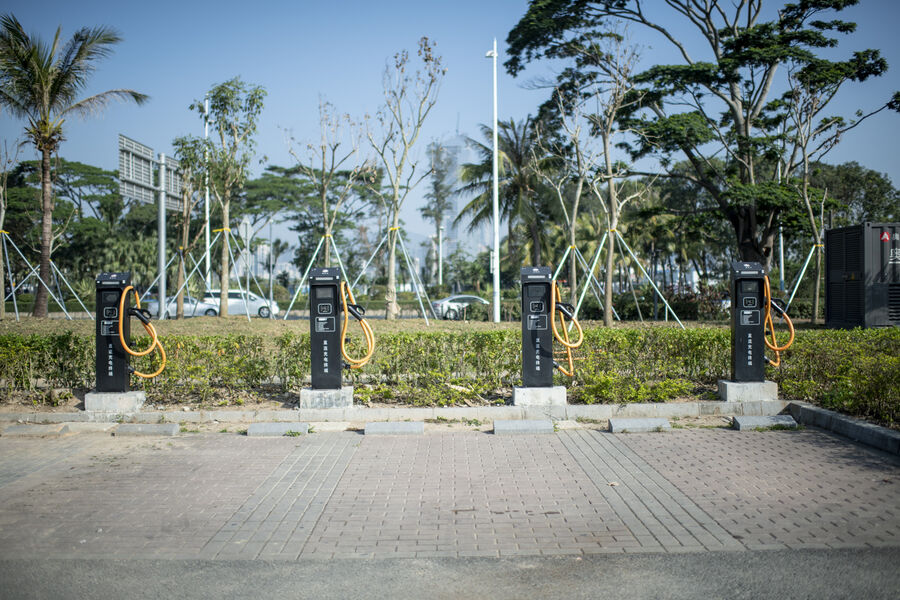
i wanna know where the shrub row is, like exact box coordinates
[0,328,896,426]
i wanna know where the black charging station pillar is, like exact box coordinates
[95,272,131,393]
[521,267,554,388]
[729,261,766,382]
[309,267,342,390]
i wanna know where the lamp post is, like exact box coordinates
[486,38,500,323]
[204,95,211,288]
[438,225,444,287]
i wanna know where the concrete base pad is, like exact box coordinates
[364,422,424,435]
[733,415,798,431]
[717,380,778,402]
[494,419,555,434]
[247,422,309,437]
[299,387,353,409]
[512,386,566,407]
[85,391,146,413]
[609,418,671,433]
[113,423,179,436]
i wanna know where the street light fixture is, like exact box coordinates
[486,39,500,323]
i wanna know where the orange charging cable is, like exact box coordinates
[550,282,584,377]
[763,276,795,367]
[340,281,375,369]
[117,286,167,379]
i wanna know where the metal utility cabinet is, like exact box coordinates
[826,222,900,328]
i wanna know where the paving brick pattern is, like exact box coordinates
[305,433,631,558]
[0,436,296,559]
[559,429,743,553]
[621,429,900,551]
[201,433,359,560]
[1,427,898,561]
[0,436,108,488]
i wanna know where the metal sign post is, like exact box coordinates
[118,135,183,319]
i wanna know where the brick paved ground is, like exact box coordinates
[621,429,900,551]
[0,427,897,561]
[307,434,627,558]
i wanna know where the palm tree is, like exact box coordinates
[0,14,147,316]
[455,117,551,268]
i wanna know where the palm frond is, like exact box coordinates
[60,89,149,119]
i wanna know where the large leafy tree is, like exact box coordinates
[506,0,897,267]
[810,161,898,225]
[191,77,266,316]
[0,14,147,316]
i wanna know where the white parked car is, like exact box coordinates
[144,295,219,318]
[432,295,489,320]
[202,290,280,318]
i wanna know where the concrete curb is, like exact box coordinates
[608,418,671,433]
[493,420,554,434]
[364,422,424,435]
[788,402,900,455]
[1,401,896,455]
[0,400,789,425]
[732,415,798,431]
[113,423,180,436]
[247,422,310,437]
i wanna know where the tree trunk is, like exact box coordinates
[0,210,5,321]
[604,232,616,327]
[0,237,4,321]
[811,246,822,325]
[385,212,400,320]
[323,199,332,268]
[175,250,185,320]
[731,208,769,264]
[219,194,230,317]
[33,147,53,317]
[568,230,577,305]
[176,199,191,319]
[530,221,541,266]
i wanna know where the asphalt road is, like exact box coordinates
[2,548,899,599]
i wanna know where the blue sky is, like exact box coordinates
[2,0,898,252]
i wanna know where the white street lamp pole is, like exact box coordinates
[158,153,167,320]
[438,225,444,286]
[486,38,500,323]
[204,96,211,288]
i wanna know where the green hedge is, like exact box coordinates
[0,328,897,426]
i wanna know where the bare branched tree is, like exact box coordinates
[365,37,445,320]
[287,98,370,268]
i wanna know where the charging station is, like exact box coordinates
[521,267,554,388]
[718,261,779,401]
[512,267,583,407]
[95,272,132,393]
[309,268,342,390]
[85,272,166,412]
[299,267,374,408]
[730,261,766,382]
